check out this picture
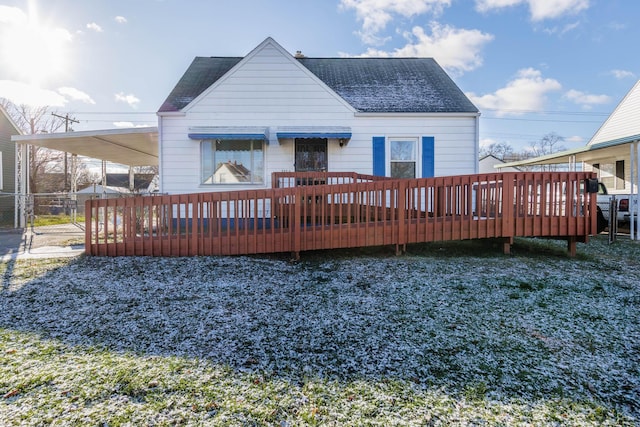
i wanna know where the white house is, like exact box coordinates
[157,37,480,194]
[497,79,640,196]
[479,154,520,173]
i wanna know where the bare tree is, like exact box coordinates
[523,132,566,171]
[480,142,515,161]
[135,165,159,175]
[1,98,67,193]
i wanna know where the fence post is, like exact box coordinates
[292,187,301,260]
[396,179,407,255]
[85,199,92,255]
[501,173,514,254]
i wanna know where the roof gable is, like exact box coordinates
[589,79,640,146]
[0,104,22,136]
[158,57,242,112]
[158,37,478,114]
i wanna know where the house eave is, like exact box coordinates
[354,111,480,118]
[157,111,186,117]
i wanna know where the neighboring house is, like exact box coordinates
[479,154,520,173]
[497,79,640,197]
[157,37,479,195]
[581,79,640,194]
[0,105,19,226]
[77,173,157,195]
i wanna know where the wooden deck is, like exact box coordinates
[85,172,597,258]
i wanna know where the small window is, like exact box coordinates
[390,139,416,178]
[592,163,600,179]
[615,160,625,190]
[201,139,264,184]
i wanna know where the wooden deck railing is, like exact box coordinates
[85,172,597,258]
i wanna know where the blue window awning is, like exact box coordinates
[188,126,269,141]
[276,126,352,140]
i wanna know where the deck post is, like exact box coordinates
[502,237,513,255]
[567,236,577,258]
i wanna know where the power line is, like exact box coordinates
[480,108,610,116]
[51,112,80,132]
[51,113,80,192]
[482,117,603,123]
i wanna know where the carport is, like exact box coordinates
[495,137,640,240]
[11,126,158,227]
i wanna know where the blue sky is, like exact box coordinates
[0,0,638,153]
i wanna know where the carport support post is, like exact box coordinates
[129,166,135,192]
[70,154,78,223]
[101,161,107,197]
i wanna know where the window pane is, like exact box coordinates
[202,139,263,184]
[391,162,415,178]
[391,140,415,161]
[616,160,625,190]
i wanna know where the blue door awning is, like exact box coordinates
[276,126,352,140]
[188,126,269,141]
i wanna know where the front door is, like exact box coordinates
[295,138,327,172]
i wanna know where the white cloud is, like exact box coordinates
[115,92,141,108]
[339,0,452,44]
[86,22,103,32]
[566,135,584,144]
[0,80,67,107]
[480,137,498,148]
[113,121,153,128]
[113,121,134,128]
[115,16,128,24]
[476,0,589,21]
[543,21,580,36]
[350,23,493,75]
[466,68,562,115]
[564,89,611,108]
[57,87,96,104]
[610,69,635,80]
[0,5,27,24]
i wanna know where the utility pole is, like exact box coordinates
[51,113,79,192]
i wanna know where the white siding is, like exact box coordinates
[160,40,478,195]
[590,80,640,145]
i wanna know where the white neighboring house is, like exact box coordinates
[157,37,480,195]
[497,79,640,196]
[76,173,158,196]
[495,79,640,238]
[479,155,520,173]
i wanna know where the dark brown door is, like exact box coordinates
[295,138,327,172]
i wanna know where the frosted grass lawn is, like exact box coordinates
[1,235,638,425]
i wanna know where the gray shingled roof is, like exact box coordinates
[159,56,478,114]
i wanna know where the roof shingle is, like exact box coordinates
[158,56,478,114]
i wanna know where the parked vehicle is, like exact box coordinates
[596,182,637,228]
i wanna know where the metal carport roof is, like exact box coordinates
[11,126,158,166]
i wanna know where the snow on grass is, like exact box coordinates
[0,236,638,425]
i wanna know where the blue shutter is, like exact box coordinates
[422,136,435,178]
[372,136,385,176]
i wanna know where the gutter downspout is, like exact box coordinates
[158,115,164,194]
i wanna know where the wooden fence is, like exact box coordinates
[85,171,597,258]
